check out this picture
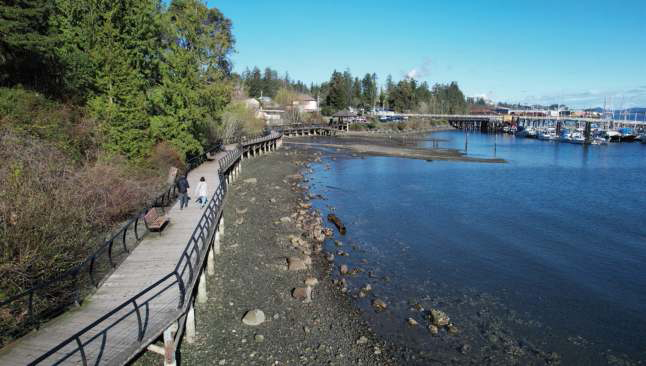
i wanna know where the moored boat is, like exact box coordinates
[603,130,621,142]
[617,127,638,142]
[538,127,558,140]
[569,131,586,144]
[516,126,537,138]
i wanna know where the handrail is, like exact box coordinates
[0,143,223,344]
[218,149,241,173]
[24,132,282,365]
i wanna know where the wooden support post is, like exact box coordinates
[163,327,176,366]
[186,304,196,344]
[214,229,221,255]
[197,271,207,303]
[207,245,215,275]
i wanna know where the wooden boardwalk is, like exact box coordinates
[0,150,230,366]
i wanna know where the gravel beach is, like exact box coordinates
[173,146,397,365]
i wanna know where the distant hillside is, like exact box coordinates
[584,107,645,113]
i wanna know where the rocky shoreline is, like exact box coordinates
[130,136,582,366]
[131,146,399,365]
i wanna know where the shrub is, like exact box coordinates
[0,130,164,345]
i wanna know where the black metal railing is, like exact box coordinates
[10,133,282,365]
[218,149,241,173]
[0,143,223,345]
[29,183,227,366]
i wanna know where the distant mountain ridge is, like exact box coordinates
[584,107,645,113]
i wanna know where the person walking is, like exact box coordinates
[194,177,208,209]
[176,175,190,210]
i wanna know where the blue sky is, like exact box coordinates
[211,0,646,108]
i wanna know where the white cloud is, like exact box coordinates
[404,58,432,80]
[516,87,646,108]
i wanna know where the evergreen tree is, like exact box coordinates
[0,0,59,93]
[325,70,348,112]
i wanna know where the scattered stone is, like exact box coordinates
[429,324,439,335]
[313,230,325,242]
[288,257,307,271]
[280,216,292,223]
[299,203,312,209]
[372,299,387,312]
[304,277,319,287]
[430,309,450,327]
[326,253,335,262]
[356,336,369,345]
[235,207,248,214]
[407,318,419,326]
[361,284,372,292]
[269,198,277,203]
[339,264,349,275]
[447,323,459,335]
[243,178,257,184]
[459,344,471,354]
[373,346,381,355]
[242,309,265,326]
[254,334,264,343]
[218,360,226,365]
[292,286,313,303]
[235,217,244,225]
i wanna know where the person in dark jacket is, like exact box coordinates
[176,175,190,210]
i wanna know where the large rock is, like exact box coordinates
[339,264,349,275]
[430,309,450,327]
[242,309,265,326]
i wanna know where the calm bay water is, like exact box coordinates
[305,131,646,365]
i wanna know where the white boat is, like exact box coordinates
[538,127,558,140]
[603,130,621,142]
[516,126,537,138]
[569,131,586,144]
[591,136,608,145]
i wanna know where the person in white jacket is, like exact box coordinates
[194,177,208,208]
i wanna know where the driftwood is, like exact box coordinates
[327,214,346,235]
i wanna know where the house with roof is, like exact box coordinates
[293,95,318,113]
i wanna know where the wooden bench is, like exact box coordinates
[144,207,170,233]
